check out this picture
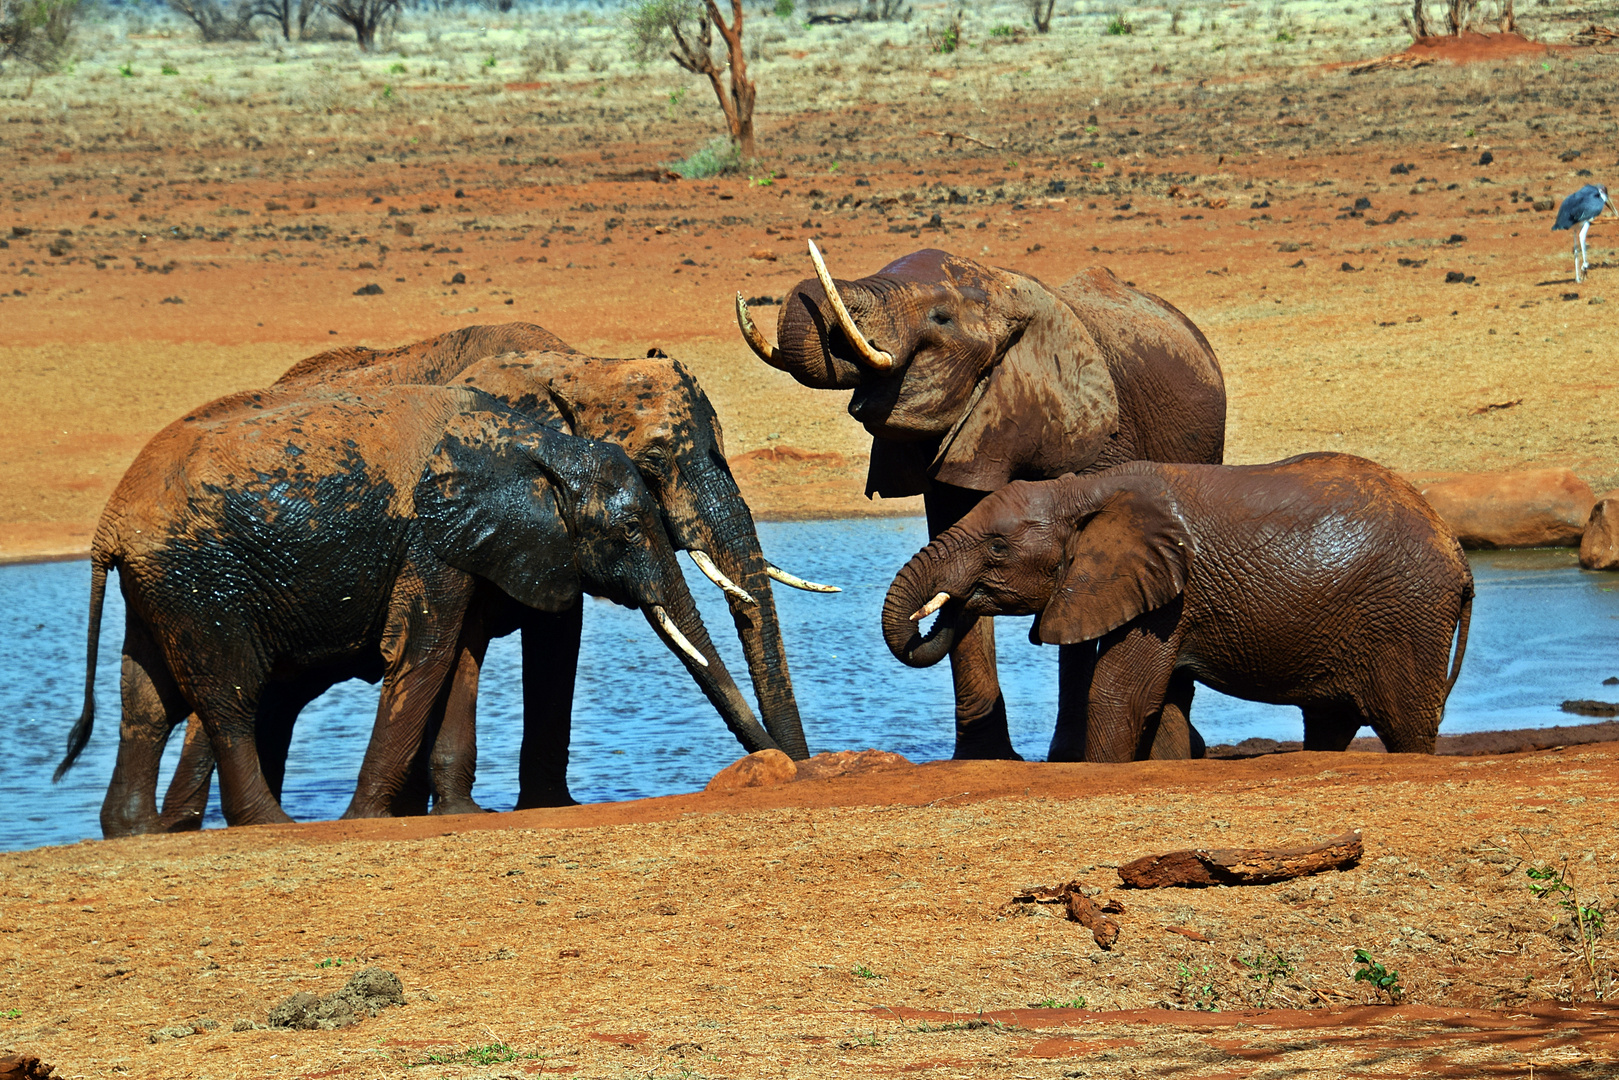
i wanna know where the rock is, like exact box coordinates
[749,247,778,261]
[267,967,405,1031]
[353,283,384,296]
[1405,469,1595,548]
[704,749,797,792]
[148,1025,195,1043]
[792,749,911,783]
[0,1053,55,1079]
[1579,490,1619,569]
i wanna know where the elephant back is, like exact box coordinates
[275,323,576,389]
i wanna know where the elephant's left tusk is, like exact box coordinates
[911,591,952,622]
[807,239,896,372]
[689,550,757,606]
[735,292,786,369]
[766,562,841,593]
[653,605,709,667]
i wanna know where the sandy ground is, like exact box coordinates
[6,3,1619,1075]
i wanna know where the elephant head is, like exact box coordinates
[414,405,780,756]
[454,352,832,760]
[737,245,1120,497]
[883,473,1192,668]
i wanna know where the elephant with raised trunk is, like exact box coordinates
[736,244,1226,760]
[56,385,767,835]
[884,454,1474,760]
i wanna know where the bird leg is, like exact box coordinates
[1580,219,1592,276]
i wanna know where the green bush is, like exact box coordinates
[1105,13,1133,35]
[669,137,742,179]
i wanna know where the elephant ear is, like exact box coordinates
[414,409,581,612]
[931,277,1120,492]
[1039,477,1192,645]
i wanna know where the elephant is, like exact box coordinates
[154,327,831,819]
[882,453,1475,760]
[55,384,771,836]
[735,244,1226,759]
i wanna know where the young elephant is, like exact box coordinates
[56,385,771,835]
[882,453,1474,761]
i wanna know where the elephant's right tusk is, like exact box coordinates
[765,563,841,593]
[734,292,785,369]
[653,604,709,668]
[807,239,895,372]
[911,591,951,622]
[689,550,757,606]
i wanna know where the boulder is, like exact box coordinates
[704,749,798,792]
[267,967,405,1031]
[792,748,912,782]
[1579,489,1619,570]
[1405,469,1595,548]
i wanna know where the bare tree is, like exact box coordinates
[166,0,255,41]
[322,0,397,51]
[1028,0,1054,33]
[1444,0,1477,35]
[249,0,316,40]
[1498,0,1515,33]
[629,0,757,159]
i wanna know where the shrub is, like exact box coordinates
[668,137,741,179]
[0,0,80,72]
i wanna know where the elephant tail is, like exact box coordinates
[1442,584,1474,703]
[54,553,110,782]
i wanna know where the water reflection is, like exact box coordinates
[2,529,1615,851]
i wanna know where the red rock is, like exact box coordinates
[703,749,797,793]
[1580,490,1619,570]
[791,749,912,783]
[1405,469,1595,548]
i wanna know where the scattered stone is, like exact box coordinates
[267,967,405,1031]
[1340,262,1361,272]
[1478,150,1494,166]
[160,296,183,304]
[1408,469,1595,549]
[1579,490,1619,570]
[264,200,288,211]
[793,748,911,783]
[748,247,778,261]
[148,1025,195,1043]
[353,283,384,296]
[1605,677,1619,686]
[301,197,317,209]
[449,271,466,284]
[1118,831,1363,889]
[231,1019,262,1032]
[705,748,797,792]
[1165,925,1211,942]
[1561,700,1619,718]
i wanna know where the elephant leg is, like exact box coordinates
[1301,704,1362,752]
[156,716,211,833]
[1051,640,1098,762]
[343,560,471,820]
[1145,670,1197,760]
[926,483,1019,760]
[515,603,583,810]
[102,613,192,838]
[1085,605,1182,763]
[427,599,493,817]
[188,679,290,828]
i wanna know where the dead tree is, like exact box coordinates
[165,0,255,42]
[1028,0,1054,33]
[666,1,757,159]
[321,0,397,51]
[1499,0,1515,33]
[1445,0,1477,35]
[250,0,317,40]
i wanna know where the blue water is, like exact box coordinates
[2,526,1616,852]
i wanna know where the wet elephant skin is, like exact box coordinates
[55,385,773,836]
[883,453,1476,762]
[751,247,1226,759]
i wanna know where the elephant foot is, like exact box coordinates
[513,785,579,810]
[157,807,206,833]
[339,798,395,821]
[951,699,1023,761]
[430,796,489,816]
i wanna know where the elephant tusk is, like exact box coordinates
[734,292,785,368]
[689,550,757,606]
[807,239,895,372]
[911,591,952,622]
[652,604,709,668]
[765,562,842,593]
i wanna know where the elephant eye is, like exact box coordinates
[623,521,642,542]
[930,309,953,326]
[988,537,1009,558]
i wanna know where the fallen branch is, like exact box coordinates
[1347,52,1436,75]
[1118,830,1364,889]
[1572,24,1619,46]
[1470,397,1523,415]
[1008,882,1123,949]
[919,129,1005,151]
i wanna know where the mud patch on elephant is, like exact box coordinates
[266,967,406,1031]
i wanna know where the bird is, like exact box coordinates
[1551,183,1616,283]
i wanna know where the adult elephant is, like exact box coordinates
[883,455,1475,759]
[735,245,1226,761]
[56,385,768,836]
[156,327,827,822]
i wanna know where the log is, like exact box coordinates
[1007,882,1121,949]
[1118,831,1364,889]
[0,1054,55,1080]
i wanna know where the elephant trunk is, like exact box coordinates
[774,274,912,390]
[882,539,972,669]
[702,491,811,761]
[644,554,780,757]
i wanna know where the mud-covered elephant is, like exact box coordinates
[883,453,1475,760]
[55,385,770,836]
[735,245,1226,759]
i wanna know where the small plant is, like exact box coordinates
[929,9,961,53]
[749,172,776,186]
[852,964,880,979]
[1352,949,1403,1004]
[316,957,344,968]
[118,61,134,76]
[1032,996,1086,1008]
[1238,950,1294,1007]
[989,23,1016,37]
[388,61,406,73]
[668,136,742,179]
[1,1008,20,1019]
[411,1043,538,1068]
[381,84,393,99]
[160,62,179,74]
[1527,862,1608,1000]
[482,54,497,67]
[773,0,792,15]
[1176,962,1220,1012]
[1274,29,1294,42]
[1105,12,1133,35]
